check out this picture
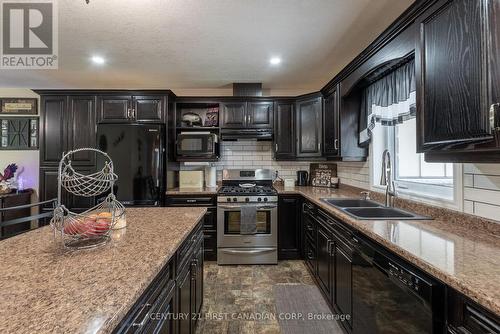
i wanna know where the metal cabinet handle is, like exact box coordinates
[490,103,500,133]
[186,199,196,203]
[334,139,339,150]
[132,108,137,119]
[132,303,152,327]
[275,143,278,152]
[318,142,321,151]
[127,108,132,119]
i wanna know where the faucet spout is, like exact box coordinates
[380,149,397,207]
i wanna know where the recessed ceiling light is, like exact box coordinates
[91,55,105,65]
[270,57,281,65]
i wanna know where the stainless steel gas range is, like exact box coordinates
[217,169,278,265]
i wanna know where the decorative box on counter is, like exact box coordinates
[310,163,339,188]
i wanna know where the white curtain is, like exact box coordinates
[359,59,416,146]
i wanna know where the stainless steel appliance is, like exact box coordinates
[176,132,218,159]
[217,169,278,265]
[97,124,164,206]
[351,235,445,333]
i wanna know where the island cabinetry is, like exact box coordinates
[114,219,204,334]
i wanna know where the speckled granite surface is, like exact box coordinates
[166,186,219,195]
[277,185,500,316]
[0,207,206,334]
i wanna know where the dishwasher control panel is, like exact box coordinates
[388,261,423,292]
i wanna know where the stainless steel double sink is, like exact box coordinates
[321,198,430,220]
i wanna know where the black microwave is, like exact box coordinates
[176,132,218,158]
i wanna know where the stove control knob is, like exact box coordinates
[257,197,262,202]
[263,197,268,202]
[226,198,231,202]
[233,198,237,202]
[245,197,250,202]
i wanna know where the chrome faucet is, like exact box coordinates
[380,149,397,207]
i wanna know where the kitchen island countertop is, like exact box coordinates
[0,207,206,334]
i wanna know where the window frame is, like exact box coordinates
[369,123,463,210]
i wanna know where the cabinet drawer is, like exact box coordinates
[165,196,216,207]
[203,231,217,261]
[203,208,217,230]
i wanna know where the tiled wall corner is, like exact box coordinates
[463,163,500,222]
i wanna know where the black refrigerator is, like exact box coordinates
[97,124,165,206]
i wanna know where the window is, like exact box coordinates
[371,118,455,201]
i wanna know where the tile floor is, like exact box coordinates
[195,260,315,334]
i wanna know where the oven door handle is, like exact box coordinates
[217,205,277,210]
[219,248,276,254]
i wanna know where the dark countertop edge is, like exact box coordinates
[166,187,219,195]
[277,187,500,317]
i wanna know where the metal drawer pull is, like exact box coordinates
[220,248,275,255]
[334,139,339,150]
[132,303,152,327]
[186,199,197,203]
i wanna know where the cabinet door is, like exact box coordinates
[220,102,247,128]
[39,168,61,226]
[176,266,192,334]
[296,96,322,157]
[323,91,339,157]
[416,0,499,154]
[67,96,96,165]
[133,96,164,122]
[194,245,204,316]
[97,96,132,123]
[274,101,295,160]
[335,246,353,328]
[278,196,301,260]
[40,96,66,165]
[247,101,273,128]
[317,224,332,302]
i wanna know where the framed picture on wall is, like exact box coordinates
[0,98,37,115]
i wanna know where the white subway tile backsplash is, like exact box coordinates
[464,187,500,206]
[472,175,500,191]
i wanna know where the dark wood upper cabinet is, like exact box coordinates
[67,96,96,165]
[97,96,131,123]
[274,100,295,160]
[416,0,500,161]
[221,100,274,129]
[296,95,323,158]
[323,90,340,157]
[247,101,273,128]
[40,96,66,165]
[133,95,164,122]
[220,102,247,128]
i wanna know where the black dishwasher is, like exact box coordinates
[351,235,445,334]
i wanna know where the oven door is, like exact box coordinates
[176,133,216,157]
[217,203,277,248]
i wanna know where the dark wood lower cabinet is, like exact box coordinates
[278,196,302,260]
[316,221,333,304]
[165,195,217,261]
[114,221,203,334]
[0,190,33,238]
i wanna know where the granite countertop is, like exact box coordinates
[277,185,500,316]
[0,207,206,334]
[166,186,219,195]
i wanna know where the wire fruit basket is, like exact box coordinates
[50,148,125,250]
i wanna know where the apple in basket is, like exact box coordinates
[63,212,112,236]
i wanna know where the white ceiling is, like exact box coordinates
[0,0,414,95]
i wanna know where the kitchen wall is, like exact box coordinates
[463,164,500,222]
[0,89,40,200]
